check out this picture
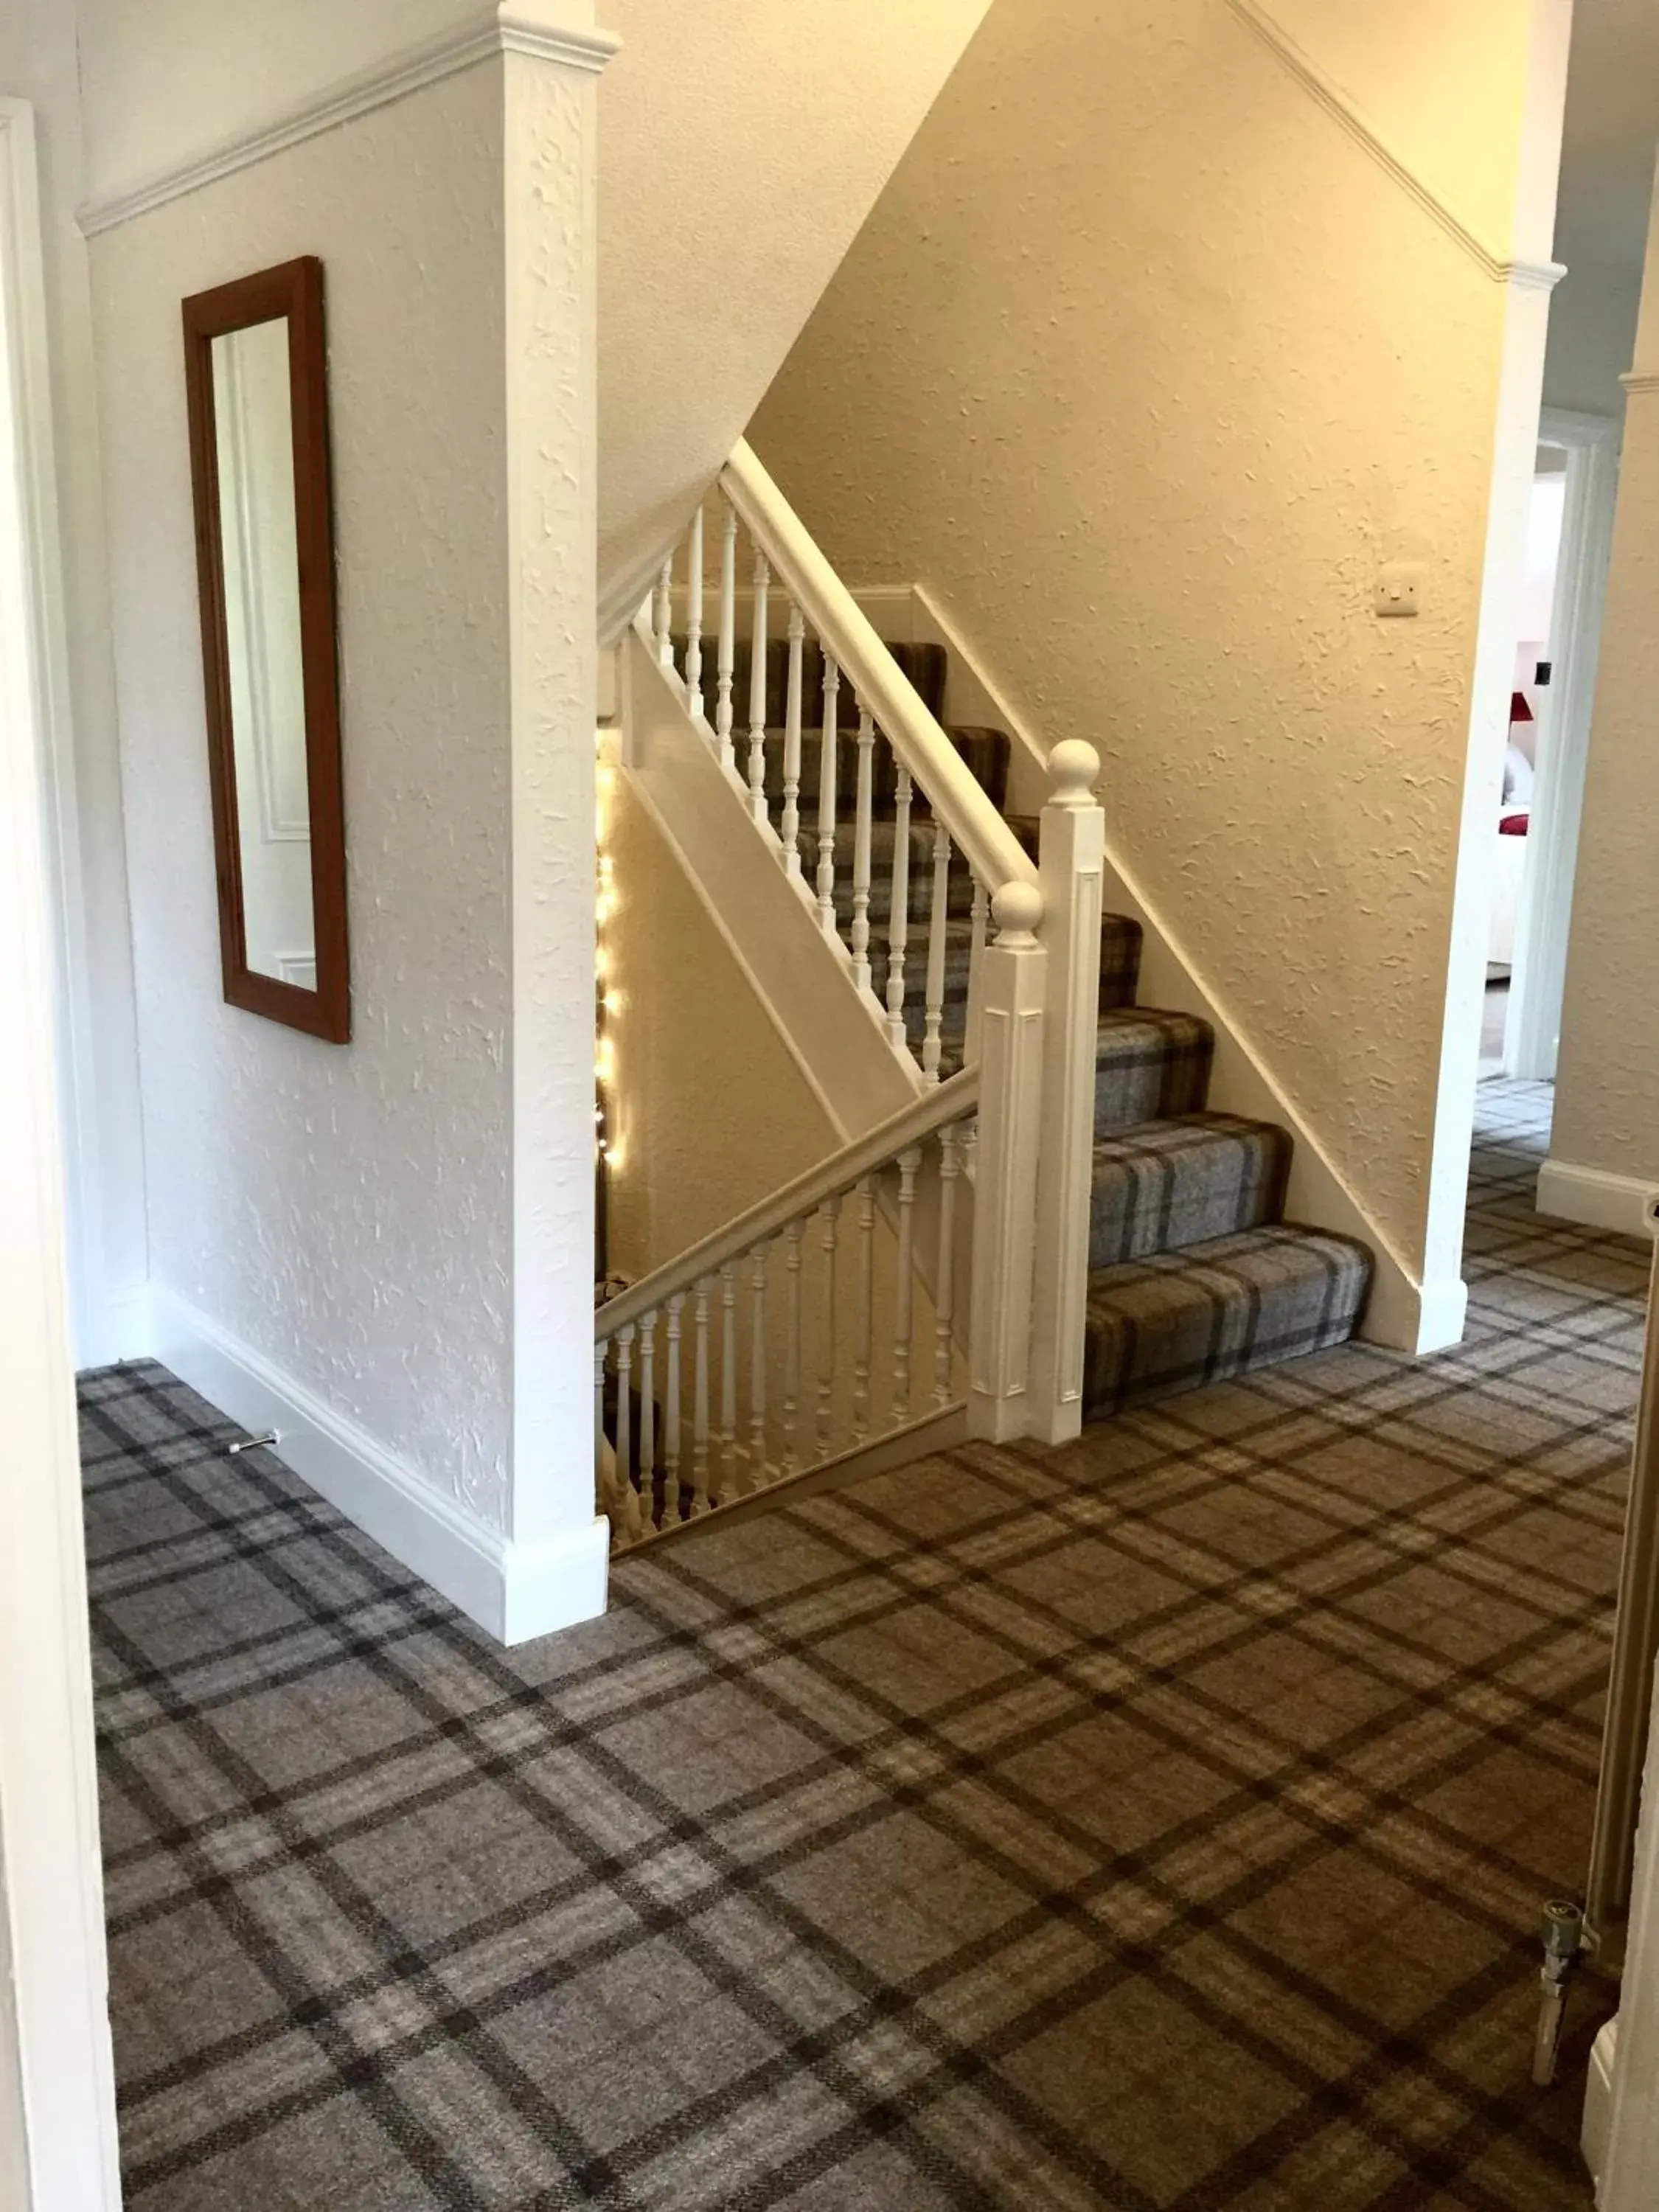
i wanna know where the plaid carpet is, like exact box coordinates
[87,1080,1638,2209]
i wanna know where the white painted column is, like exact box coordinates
[967,882,1046,1443]
[0,114,122,2191]
[504,35,617,1642]
[1027,741,1104,1445]
[1598,1665,1659,2210]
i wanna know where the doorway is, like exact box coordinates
[1501,409,1621,1086]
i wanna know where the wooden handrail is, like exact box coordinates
[720,439,1040,911]
[596,1064,981,1340]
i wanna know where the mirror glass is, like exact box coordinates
[210,319,314,990]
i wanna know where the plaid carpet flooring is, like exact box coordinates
[86,1080,1641,2210]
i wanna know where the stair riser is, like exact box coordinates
[1082,1232,1372,1421]
[1089,1126,1290,1269]
[1093,1017,1213,1133]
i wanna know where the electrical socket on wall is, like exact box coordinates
[1374,563,1422,618]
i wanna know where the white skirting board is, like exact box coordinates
[145,1287,609,1646]
[1584,2016,1617,2190]
[1537,1159,1659,1242]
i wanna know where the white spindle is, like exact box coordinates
[893,1144,922,1422]
[654,553,674,669]
[715,504,738,773]
[748,552,771,826]
[886,761,913,1051]
[965,879,990,1065]
[922,821,952,1083]
[816,657,841,935]
[817,1195,841,1459]
[782,1217,803,1475]
[719,1260,740,1498]
[748,1243,769,1479]
[594,1343,611,1518]
[782,605,805,877]
[616,1323,639,1538]
[684,507,705,723]
[639,1312,658,1530]
[934,1128,962,1407]
[1029,742,1107,1446]
[852,703,875,993]
[691,1277,712,1514]
[852,1175,874,1444]
[664,1292,684,1521]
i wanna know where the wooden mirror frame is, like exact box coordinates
[181,255,349,1043]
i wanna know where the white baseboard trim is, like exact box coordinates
[145,1286,609,1646]
[1585,2016,1617,2190]
[1537,1159,1659,1241]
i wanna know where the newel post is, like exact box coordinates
[967,880,1046,1442]
[1028,742,1105,1444]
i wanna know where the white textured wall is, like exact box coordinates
[1545,251,1641,417]
[1552,161,1659,1192]
[89,65,517,1527]
[751,0,1542,1295]
[0,0,148,1362]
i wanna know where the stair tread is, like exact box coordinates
[1082,1223,1371,1418]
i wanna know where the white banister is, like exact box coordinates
[886,761,913,1052]
[816,657,840,935]
[1029,742,1106,1444]
[893,1142,922,1422]
[782,604,805,877]
[684,507,705,724]
[719,1259,740,1496]
[653,555,674,669]
[691,1276,712,1514]
[851,703,875,992]
[934,1125,962,1407]
[715,504,738,773]
[853,1175,875,1444]
[817,1194,840,1458]
[664,1291,685,1520]
[922,821,951,1083]
[967,883,1046,1443]
[747,550,770,826]
[720,439,1037,910]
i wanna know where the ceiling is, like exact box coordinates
[1557,0,1659,271]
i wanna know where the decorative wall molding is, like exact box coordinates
[77,6,619,238]
[149,1286,610,1645]
[1621,372,1659,397]
[1223,0,1563,290]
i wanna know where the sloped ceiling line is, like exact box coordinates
[1225,0,1562,287]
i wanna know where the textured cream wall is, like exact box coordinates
[1552,164,1659,1191]
[594,0,990,632]
[607,773,836,1272]
[88,65,518,1528]
[750,0,1540,1290]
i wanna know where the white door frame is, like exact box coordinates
[1599,1665,1659,2210]
[0,95,123,2212]
[1505,406,1620,1082]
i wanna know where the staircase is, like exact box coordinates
[684,631,1371,1419]
[595,441,1370,1548]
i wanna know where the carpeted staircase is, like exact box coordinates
[688,635,1373,1420]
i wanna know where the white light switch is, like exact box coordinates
[1375,563,1422,619]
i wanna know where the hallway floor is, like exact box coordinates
[88,1082,1643,2210]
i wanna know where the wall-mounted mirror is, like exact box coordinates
[182,256,348,1042]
